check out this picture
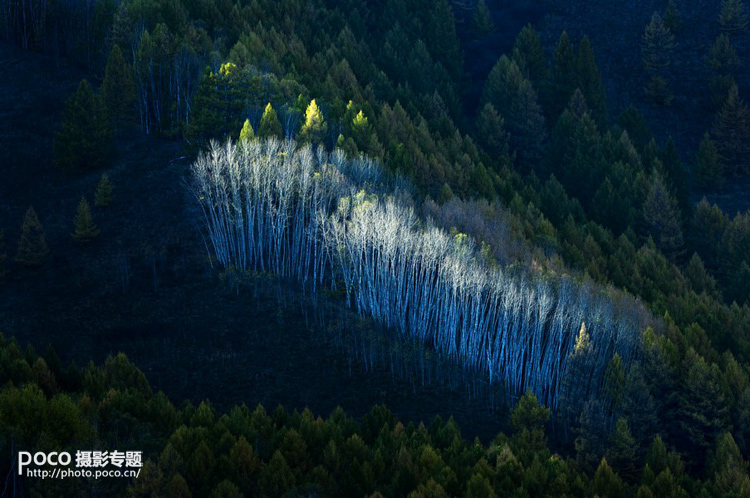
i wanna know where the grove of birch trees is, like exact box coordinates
[191,137,650,412]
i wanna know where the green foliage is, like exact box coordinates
[719,0,748,35]
[54,79,113,171]
[512,24,547,90]
[258,103,283,139]
[642,172,683,260]
[482,56,546,165]
[472,0,494,36]
[72,196,100,244]
[239,119,255,143]
[642,13,676,73]
[299,99,328,144]
[94,173,114,207]
[706,34,740,74]
[695,133,724,191]
[101,44,136,135]
[712,83,750,176]
[15,207,49,267]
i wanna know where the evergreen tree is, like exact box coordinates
[54,79,113,171]
[512,24,546,90]
[72,197,100,244]
[695,133,724,190]
[664,0,682,33]
[719,0,748,36]
[576,36,607,127]
[642,13,676,106]
[642,172,683,260]
[258,103,283,139]
[660,137,690,217]
[94,173,113,208]
[546,31,578,122]
[607,418,638,481]
[101,45,136,136]
[593,458,625,498]
[617,106,653,152]
[712,83,750,175]
[706,34,741,74]
[482,56,546,166]
[510,390,550,453]
[476,103,510,165]
[239,119,255,143]
[299,99,327,144]
[710,432,750,496]
[15,207,49,267]
[473,0,494,36]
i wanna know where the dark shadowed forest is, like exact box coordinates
[0,0,749,496]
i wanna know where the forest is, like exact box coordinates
[1,0,750,496]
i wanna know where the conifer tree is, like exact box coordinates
[642,172,684,260]
[576,36,608,127]
[607,418,638,481]
[664,0,682,33]
[476,103,510,164]
[512,24,547,90]
[695,133,724,190]
[94,173,113,208]
[15,207,49,267]
[72,197,100,244]
[239,119,255,143]
[101,45,136,136]
[299,99,327,144]
[593,458,625,498]
[710,432,750,495]
[473,0,494,36]
[712,83,750,175]
[719,0,748,36]
[54,79,113,171]
[706,34,741,74]
[482,56,546,166]
[642,13,676,106]
[546,31,578,121]
[258,103,283,138]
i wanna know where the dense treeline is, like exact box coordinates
[1,335,748,497]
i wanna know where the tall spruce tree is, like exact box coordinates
[101,45,136,136]
[643,171,684,260]
[258,103,283,138]
[473,0,494,36]
[712,83,750,175]
[642,13,676,106]
[72,197,100,244]
[15,207,49,267]
[54,79,113,171]
[719,0,748,36]
[695,133,724,190]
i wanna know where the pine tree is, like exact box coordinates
[695,133,724,190]
[101,45,136,136]
[642,172,684,260]
[473,0,494,36]
[482,56,546,166]
[664,0,682,33]
[607,418,638,481]
[299,99,328,144]
[512,24,547,90]
[642,13,676,106]
[593,458,625,498]
[712,83,750,175]
[94,173,113,207]
[476,103,510,165]
[54,79,113,171]
[258,103,283,138]
[710,432,749,495]
[546,31,578,122]
[576,36,608,127]
[706,34,741,74]
[719,0,748,36]
[72,197,100,244]
[239,119,255,143]
[15,207,49,267]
